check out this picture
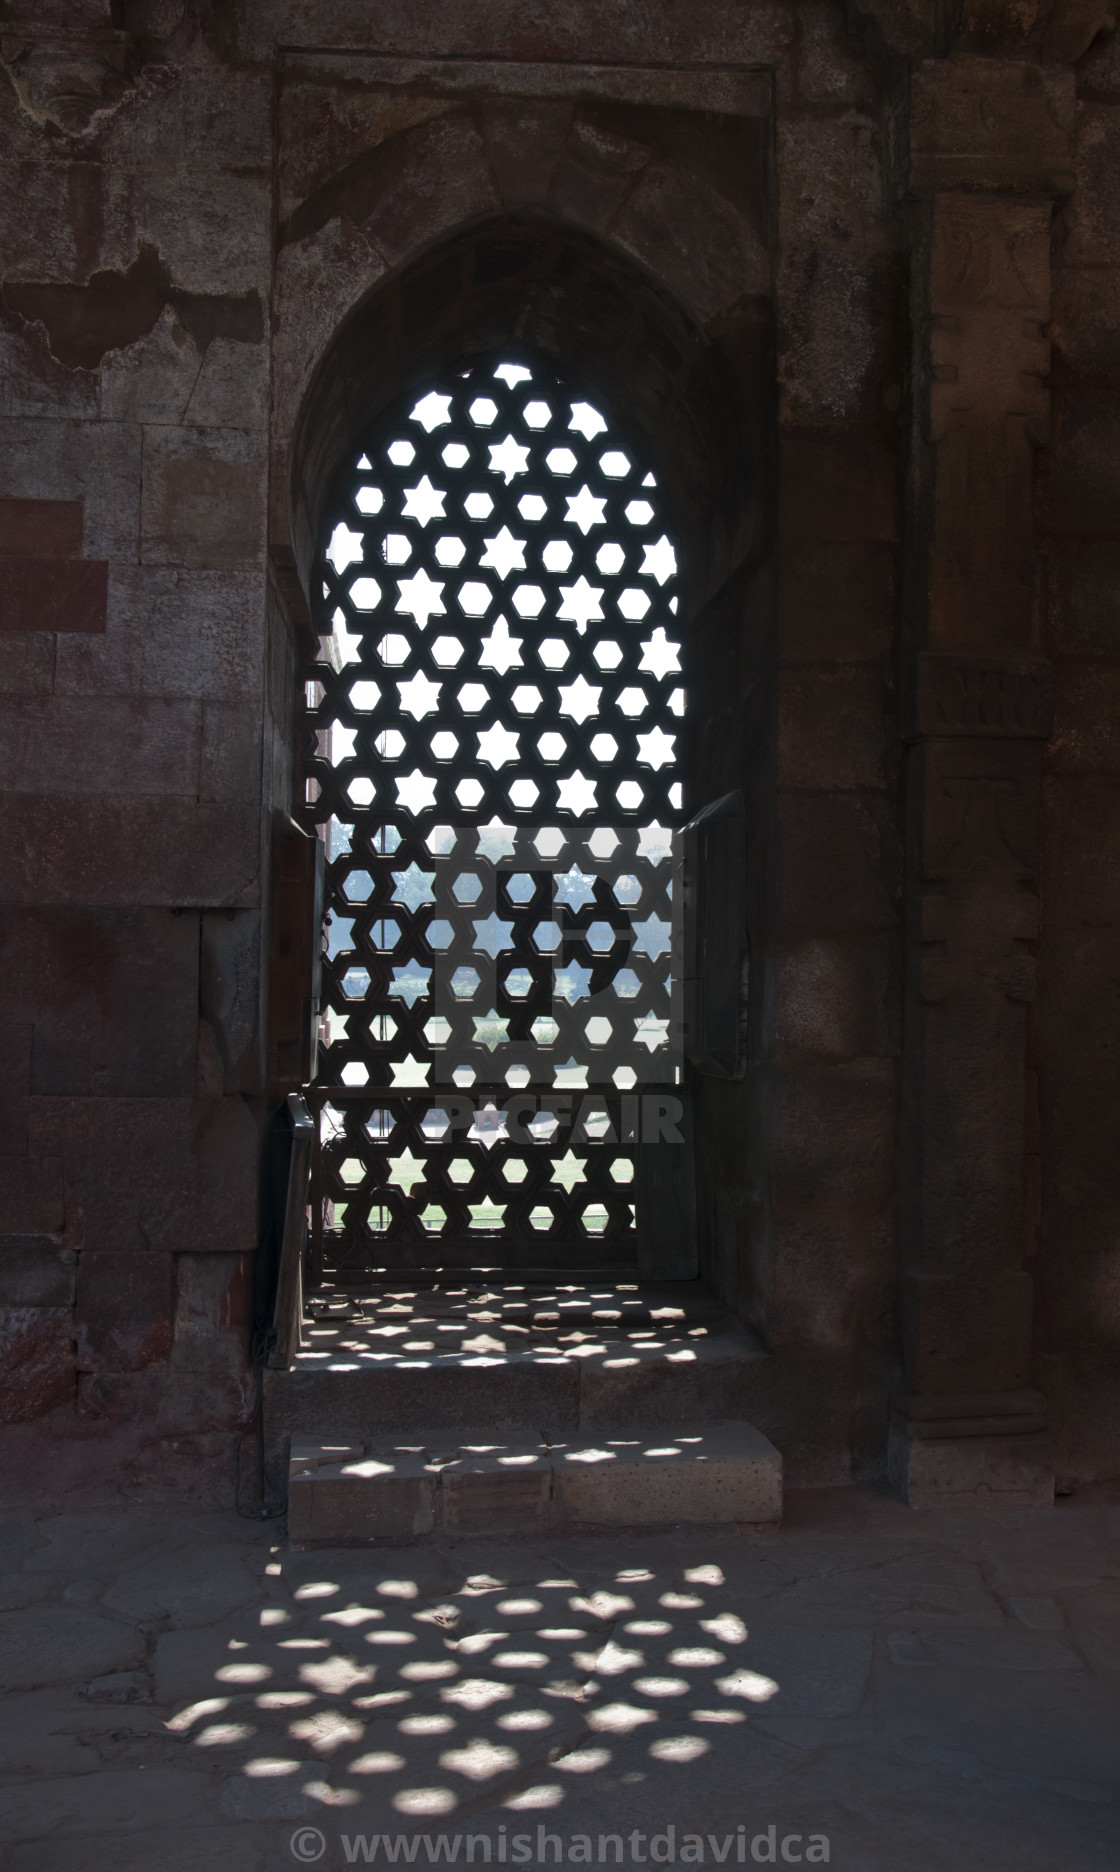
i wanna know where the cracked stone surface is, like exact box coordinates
[0,1486,1118,1869]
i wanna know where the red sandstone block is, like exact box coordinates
[1049,543,1120,654]
[140,427,266,570]
[0,695,202,794]
[0,1245,75,1307]
[772,1058,897,1216]
[768,1214,896,1357]
[0,558,107,633]
[1037,923,1120,1064]
[76,1251,174,1373]
[1044,1056,1120,1211]
[0,416,142,562]
[0,1097,29,1158]
[1042,775,1120,927]
[779,791,899,933]
[351,114,499,272]
[0,1024,31,1091]
[0,1156,64,1237]
[54,564,265,700]
[0,498,82,557]
[1049,667,1120,774]
[1062,102,1120,266]
[779,542,894,662]
[29,1095,258,1256]
[171,1251,252,1377]
[201,700,262,803]
[0,792,260,906]
[780,434,897,544]
[76,1364,252,1433]
[0,1305,74,1422]
[1050,266,1120,378]
[778,666,889,791]
[775,934,899,1061]
[611,156,770,324]
[0,909,199,1098]
[0,633,54,694]
[1040,388,1120,538]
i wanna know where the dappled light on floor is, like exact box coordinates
[167,1547,777,1821]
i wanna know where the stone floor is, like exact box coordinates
[0,1485,1118,1871]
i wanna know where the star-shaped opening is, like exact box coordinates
[388,960,433,1007]
[390,863,437,913]
[476,723,520,771]
[635,1013,671,1052]
[639,628,681,678]
[480,526,527,579]
[637,725,677,770]
[550,1148,589,1192]
[555,958,595,1004]
[565,487,607,536]
[396,567,445,628]
[555,865,598,913]
[386,1148,427,1194]
[402,475,447,525]
[475,818,518,863]
[472,1009,511,1054]
[397,670,442,719]
[637,822,674,864]
[558,575,604,630]
[558,675,602,724]
[472,912,516,958]
[410,391,452,432]
[630,913,673,961]
[556,771,598,816]
[327,522,363,573]
[489,436,530,483]
[389,1053,431,1087]
[394,770,438,814]
[478,617,523,676]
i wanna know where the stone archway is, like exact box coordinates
[278,203,775,1300]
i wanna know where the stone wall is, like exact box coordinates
[0,0,1117,1495]
[1039,20,1120,1483]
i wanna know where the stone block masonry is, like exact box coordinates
[0,0,1116,1503]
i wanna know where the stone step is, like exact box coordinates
[287,1422,783,1544]
[301,1278,728,1335]
[263,1317,772,1454]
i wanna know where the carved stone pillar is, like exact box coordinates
[891,56,1076,1505]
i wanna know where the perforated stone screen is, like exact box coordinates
[301,355,687,1274]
